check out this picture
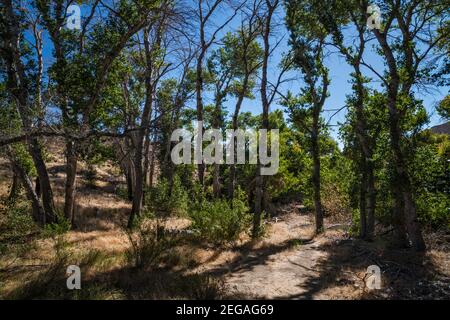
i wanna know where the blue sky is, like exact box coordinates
[207,4,448,145]
[33,2,449,145]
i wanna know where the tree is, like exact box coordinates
[194,0,241,186]
[225,2,264,201]
[0,0,57,223]
[317,0,376,239]
[285,0,330,234]
[35,0,160,225]
[366,0,447,251]
[207,25,263,199]
[253,0,288,237]
[437,95,449,120]
[129,1,177,227]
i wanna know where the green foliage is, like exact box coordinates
[146,177,188,218]
[189,188,251,244]
[43,212,71,237]
[320,150,353,219]
[416,192,450,229]
[0,201,37,256]
[43,211,71,257]
[437,95,450,120]
[410,137,450,228]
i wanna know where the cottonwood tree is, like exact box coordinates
[317,0,376,239]
[0,78,45,220]
[207,26,263,198]
[128,0,192,226]
[253,0,289,237]
[285,0,330,234]
[193,0,242,186]
[0,0,57,223]
[226,1,264,201]
[206,44,232,197]
[365,0,448,250]
[156,57,197,187]
[35,0,160,225]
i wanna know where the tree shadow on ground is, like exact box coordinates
[4,259,228,300]
[276,236,449,300]
[207,237,314,278]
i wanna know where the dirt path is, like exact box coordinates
[194,212,359,299]
[225,214,324,299]
[196,211,449,300]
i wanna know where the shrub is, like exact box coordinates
[125,214,178,269]
[189,188,251,244]
[146,177,188,218]
[43,211,72,259]
[416,192,450,229]
[179,273,225,299]
[0,201,38,256]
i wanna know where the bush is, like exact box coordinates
[189,188,251,244]
[42,211,72,260]
[0,202,38,256]
[146,177,188,218]
[179,273,225,299]
[416,192,450,229]
[125,214,178,269]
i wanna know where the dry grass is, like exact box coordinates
[0,141,448,300]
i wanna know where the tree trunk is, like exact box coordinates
[311,112,324,234]
[254,1,276,237]
[196,32,206,186]
[28,138,56,223]
[126,165,134,201]
[64,140,78,225]
[374,29,425,251]
[359,162,367,239]
[128,25,158,227]
[227,116,238,201]
[11,159,45,223]
[1,0,55,223]
[142,133,151,206]
[35,177,41,199]
[387,92,425,251]
[228,164,236,200]
[129,133,144,228]
[392,179,408,246]
[8,171,20,202]
[149,145,156,188]
[212,163,220,197]
[252,168,263,238]
[366,162,376,240]
[228,78,247,201]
